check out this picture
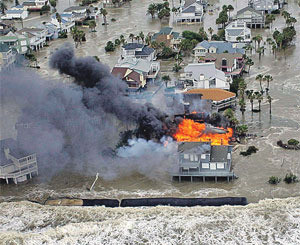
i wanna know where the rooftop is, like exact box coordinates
[237,6,263,16]
[205,53,244,68]
[64,6,87,12]
[211,145,231,162]
[123,43,144,50]
[0,138,33,166]
[178,142,211,154]
[184,88,236,102]
[183,63,227,82]
[195,40,245,54]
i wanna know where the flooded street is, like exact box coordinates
[1,0,300,204]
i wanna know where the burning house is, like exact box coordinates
[0,138,38,184]
[172,119,236,182]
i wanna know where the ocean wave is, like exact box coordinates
[0,197,300,244]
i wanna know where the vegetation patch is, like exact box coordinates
[240,146,258,156]
[283,173,298,184]
[268,176,281,185]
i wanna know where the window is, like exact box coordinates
[183,154,189,159]
[201,154,206,159]
[227,153,231,160]
[190,154,194,161]
[217,163,225,169]
[194,155,198,162]
[210,163,216,170]
[202,163,209,169]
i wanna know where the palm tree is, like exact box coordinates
[56,13,62,33]
[145,36,151,45]
[135,35,140,43]
[89,20,96,32]
[71,27,85,48]
[147,3,157,18]
[15,0,20,6]
[256,74,264,92]
[245,57,254,73]
[266,14,275,30]
[256,35,263,49]
[239,98,246,116]
[257,46,265,61]
[129,33,134,43]
[238,79,247,98]
[208,27,213,40]
[227,4,234,21]
[263,74,273,93]
[119,34,125,44]
[281,10,290,20]
[139,31,145,43]
[256,93,263,112]
[247,91,255,112]
[267,95,272,115]
[100,8,108,25]
[0,1,7,14]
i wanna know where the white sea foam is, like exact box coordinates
[0,197,300,244]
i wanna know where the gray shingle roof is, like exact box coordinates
[210,145,230,162]
[135,46,154,56]
[64,6,87,12]
[226,29,244,37]
[123,43,144,50]
[237,6,262,16]
[195,41,245,54]
[182,6,196,13]
[178,142,211,154]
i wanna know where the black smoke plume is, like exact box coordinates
[0,45,178,180]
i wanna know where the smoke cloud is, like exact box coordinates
[0,45,179,180]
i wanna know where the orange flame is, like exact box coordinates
[173,119,233,145]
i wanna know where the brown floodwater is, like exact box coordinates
[0,0,300,203]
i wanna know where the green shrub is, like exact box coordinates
[268,176,281,184]
[111,18,117,22]
[240,146,258,156]
[105,41,115,52]
[287,139,299,146]
[283,173,298,184]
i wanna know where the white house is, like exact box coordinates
[0,31,29,54]
[51,14,75,33]
[174,0,204,23]
[115,57,160,81]
[1,8,29,20]
[63,6,87,21]
[0,138,38,184]
[0,43,17,71]
[22,0,48,11]
[180,63,231,90]
[248,0,279,13]
[236,6,265,28]
[16,28,47,51]
[225,20,252,43]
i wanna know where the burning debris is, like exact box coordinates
[173,119,233,145]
